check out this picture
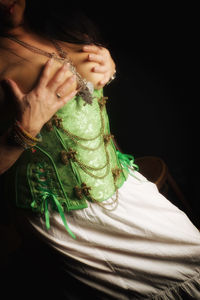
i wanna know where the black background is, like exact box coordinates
[0,3,199,297]
[83,3,198,219]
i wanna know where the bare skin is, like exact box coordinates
[0,0,116,175]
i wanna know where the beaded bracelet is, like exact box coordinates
[8,121,42,149]
[15,121,42,143]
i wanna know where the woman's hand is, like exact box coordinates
[82,45,116,88]
[4,59,77,136]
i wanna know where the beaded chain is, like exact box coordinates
[8,120,42,149]
[89,183,119,211]
[49,96,120,210]
[52,99,111,180]
[52,39,94,104]
[6,36,94,104]
[46,103,105,151]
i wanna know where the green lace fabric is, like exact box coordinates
[2,89,138,238]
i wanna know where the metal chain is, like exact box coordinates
[60,109,104,141]
[74,145,110,180]
[64,132,104,151]
[7,35,63,59]
[51,39,67,59]
[51,39,94,104]
[6,36,94,104]
[6,36,120,211]
[90,185,119,211]
[59,105,105,151]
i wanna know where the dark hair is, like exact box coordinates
[23,0,104,46]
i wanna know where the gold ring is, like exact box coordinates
[56,92,62,98]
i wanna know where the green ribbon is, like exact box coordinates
[42,191,76,240]
[117,150,139,173]
[33,162,76,239]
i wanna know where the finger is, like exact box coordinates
[38,58,54,88]
[82,45,101,54]
[92,65,108,73]
[98,75,111,86]
[4,78,24,101]
[56,75,76,97]
[56,90,78,109]
[47,62,69,91]
[98,79,107,87]
[88,54,105,65]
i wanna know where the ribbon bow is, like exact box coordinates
[117,150,139,174]
[42,191,76,239]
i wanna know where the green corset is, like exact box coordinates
[2,89,138,238]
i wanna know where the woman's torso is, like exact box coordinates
[0,35,127,232]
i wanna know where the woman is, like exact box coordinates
[0,1,200,299]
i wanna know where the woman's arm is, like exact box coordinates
[0,59,77,175]
[0,130,25,175]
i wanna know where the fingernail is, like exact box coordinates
[63,62,70,68]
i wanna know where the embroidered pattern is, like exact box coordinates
[15,89,138,237]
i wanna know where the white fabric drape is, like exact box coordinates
[26,172,200,299]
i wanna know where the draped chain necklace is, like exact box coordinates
[6,35,121,210]
[6,36,94,104]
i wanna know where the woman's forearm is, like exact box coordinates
[0,129,24,175]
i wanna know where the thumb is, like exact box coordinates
[4,78,24,101]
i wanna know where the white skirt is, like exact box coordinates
[25,172,200,299]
